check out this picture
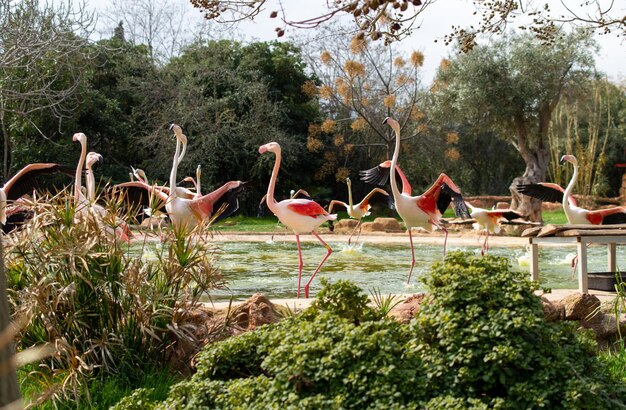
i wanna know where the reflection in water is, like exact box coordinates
[130,240,625,301]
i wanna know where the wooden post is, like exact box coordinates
[530,239,539,282]
[608,242,617,272]
[577,239,588,293]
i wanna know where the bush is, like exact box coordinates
[117,253,626,409]
[413,252,625,408]
[8,192,223,407]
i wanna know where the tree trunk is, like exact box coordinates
[1,114,10,180]
[510,147,550,222]
[0,233,21,406]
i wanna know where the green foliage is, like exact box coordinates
[414,252,623,408]
[127,253,625,409]
[305,278,378,323]
[8,192,222,407]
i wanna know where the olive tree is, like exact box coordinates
[430,31,596,220]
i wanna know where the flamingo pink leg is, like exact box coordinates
[442,226,449,257]
[407,229,416,284]
[304,231,333,298]
[348,219,362,245]
[295,234,304,298]
[481,230,489,256]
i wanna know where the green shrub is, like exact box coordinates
[117,253,626,409]
[8,192,223,407]
[414,252,625,408]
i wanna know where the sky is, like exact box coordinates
[87,0,625,83]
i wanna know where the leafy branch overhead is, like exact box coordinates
[189,0,626,48]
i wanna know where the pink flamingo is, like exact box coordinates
[517,155,626,224]
[360,159,412,195]
[73,133,131,241]
[85,151,132,242]
[167,124,244,231]
[259,141,337,298]
[328,177,388,244]
[465,203,523,255]
[384,117,470,283]
[0,163,73,228]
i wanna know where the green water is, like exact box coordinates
[210,239,625,301]
[132,239,625,301]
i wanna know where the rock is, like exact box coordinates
[495,202,510,210]
[388,293,428,323]
[230,293,282,331]
[334,219,359,232]
[541,296,564,322]
[580,313,626,340]
[561,293,601,321]
[361,218,403,233]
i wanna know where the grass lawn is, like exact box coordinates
[212,209,569,233]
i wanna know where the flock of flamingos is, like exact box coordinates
[0,117,625,297]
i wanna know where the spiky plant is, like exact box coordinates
[5,190,225,407]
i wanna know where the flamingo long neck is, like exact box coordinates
[266,148,281,213]
[347,180,354,213]
[196,168,202,196]
[389,123,402,200]
[74,139,87,205]
[396,166,411,195]
[86,165,95,202]
[169,138,182,198]
[563,161,578,216]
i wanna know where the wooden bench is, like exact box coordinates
[523,224,626,293]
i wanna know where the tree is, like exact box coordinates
[102,0,231,64]
[302,28,426,186]
[189,0,626,47]
[548,77,626,199]
[0,0,92,179]
[430,31,596,220]
[135,40,320,213]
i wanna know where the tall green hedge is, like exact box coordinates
[114,253,626,409]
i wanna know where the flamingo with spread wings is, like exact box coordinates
[166,124,244,231]
[383,117,470,283]
[517,155,626,225]
[465,203,523,255]
[0,163,73,231]
[328,177,388,244]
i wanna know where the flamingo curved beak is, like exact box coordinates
[259,145,268,154]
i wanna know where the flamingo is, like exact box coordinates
[259,141,337,298]
[328,177,388,244]
[0,163,73,230]
[258,188,312,217]
[166,124,244,231]
[72,133,90,217]
[465,203,523,255]
[73,134,131,242]
[383,117,470,283]
[360,160,412,195]
[517,154,626,225]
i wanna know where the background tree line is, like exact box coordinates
[1,0,624,218]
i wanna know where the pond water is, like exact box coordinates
[202,239,625,301]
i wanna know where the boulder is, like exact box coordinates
[334,219,359,232]
[561,293,601,321]
[230,293,282,331]
[361,218,403,233]
[580,312,626,340]
[541,296,564,322]
[388,293,428,323]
